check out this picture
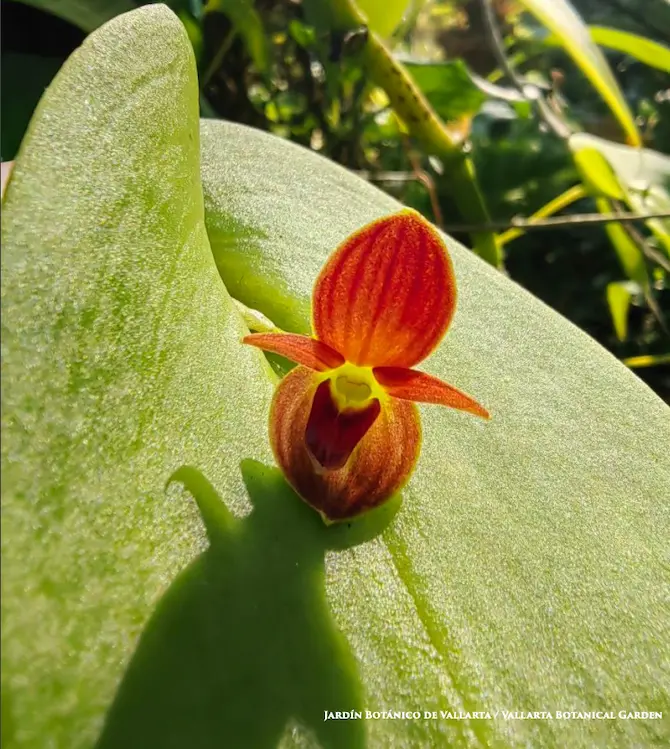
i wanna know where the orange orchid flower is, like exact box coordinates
[243,209,490,522]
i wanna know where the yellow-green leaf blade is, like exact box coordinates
[571,132,670,257]
[355,0,410,38]
[518,0,641,145]
[590,26,670,73]
[606,280,637,341]
[1,7,274,746]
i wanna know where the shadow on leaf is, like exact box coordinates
[96,459,401,749]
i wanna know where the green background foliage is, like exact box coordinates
[2,5,669,748]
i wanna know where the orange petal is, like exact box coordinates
[271,366,421,521]
[305,380,381,469]
[312,210,456,368]
[243,333,344,371]
[374,366,490,419]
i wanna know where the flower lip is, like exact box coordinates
[270,366,421,520]
[305,378,381,470]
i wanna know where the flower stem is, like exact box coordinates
[329,0,502,267]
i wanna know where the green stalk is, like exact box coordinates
[330,0,502,267]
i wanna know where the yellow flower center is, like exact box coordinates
[327,363,385,411]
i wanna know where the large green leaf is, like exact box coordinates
[3,5,670,749]
[201,120,670,746]
[517,0,641,145]
[1,6,275,747]
[202,122,670,746]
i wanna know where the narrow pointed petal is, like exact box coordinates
[305,380,381,469]
[270,367,421,521]
[312,210,456,368]
[374,366,490,419]
[243,333,344,371]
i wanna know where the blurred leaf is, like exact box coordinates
[468,71,528,104]
[589,26,670,73]
[573,147,626,200]
[355,0,410,38]
[399,58,487,122]
[518,0,641,145]
[595,197,648,286]
[623,353,670,368]
[199,93,218,117]
[478,99,517,121]
[16,0,135,31]
[206,0,270,73]
[632,186,670,256]
[0,52,64,160]
[288,19,317,48]
[571,133,670,256]
[178,9,204,63]
[606,280,638,341]
[300,0,337,37]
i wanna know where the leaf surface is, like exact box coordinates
[2,5,670,749]
[202,117,670,748]
[1,7,275,747]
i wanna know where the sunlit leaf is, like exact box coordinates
[517,0,641,145]
[573,147,626,200]
[201,120,670,746]
[355,0,410,38]
[3,6,670,749]
[589,26,670,73]
[571,142,650,286]
[399,58,487,123]
[606,280,638,341]
[571,133,670,256]
[1,7,276,746]
[597,197,649,286]
[623,353,670,369]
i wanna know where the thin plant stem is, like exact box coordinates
[498,185,587,245]
[201,29,237,90]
